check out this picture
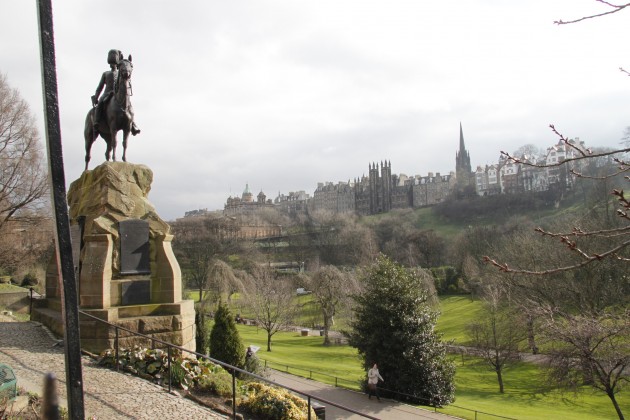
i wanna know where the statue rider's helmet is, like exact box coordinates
[107,49,123,67]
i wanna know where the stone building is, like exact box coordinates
[274,190,311,216]
[474,164,500,196]
[312,162,455,216]
[224,183,274,216]
[354,161,395,215]
[311,123,469,216]
[474,137,588,196]
[412,172,455,206]
[312,181,355,214]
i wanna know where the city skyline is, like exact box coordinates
[3,1,629,220]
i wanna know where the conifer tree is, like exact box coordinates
[348,255,455,406]
[195,311,209,355]
[209,303,245,369]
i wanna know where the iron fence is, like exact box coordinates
[78,311,378,420]
[259,358,517,420]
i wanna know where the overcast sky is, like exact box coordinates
[2,0,629,220]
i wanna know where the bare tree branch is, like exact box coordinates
[483,235,630,275]
[554,1,630,25]
[501,125,630,171]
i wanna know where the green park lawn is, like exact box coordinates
[0,283,26,292]
[204,295,628,420]
[235,324,364,389]
[435,295,483,344]
[440,357,624,420]
[232,324,626,419]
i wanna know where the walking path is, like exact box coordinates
[1,313,457,419]
[267,370,456,419]
[0,315,225,419]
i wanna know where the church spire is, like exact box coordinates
[456,122,472,187]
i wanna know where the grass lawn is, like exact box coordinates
[190,291,349,331]
[439,356,626,420]
[436,295,483,344]
[230,323,364,389]
[0,283,26,292]
[213,321,628,419]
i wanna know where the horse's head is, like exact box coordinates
[118,55,133,81]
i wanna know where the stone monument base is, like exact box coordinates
[32,162,196,355]
[32,298,196,354]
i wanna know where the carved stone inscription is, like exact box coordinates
[119,219,150,275]
[121,280,151,305]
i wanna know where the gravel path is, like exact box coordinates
[0,317,225,419]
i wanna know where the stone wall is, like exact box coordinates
[0,290,29,313]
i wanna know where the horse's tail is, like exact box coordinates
[84,108,94,139]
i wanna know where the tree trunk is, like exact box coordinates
[323,313,331,346]
[608,389,625,420]
[496,368,504,394]
[267,333,272,352]
[527,315,538,354]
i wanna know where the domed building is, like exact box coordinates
[224,183,274,216]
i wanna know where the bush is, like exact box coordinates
[240,382,316,420]
[196,370,234,397]
[244,352,266,377]
[21,273,38,287]
[99,346,225,391]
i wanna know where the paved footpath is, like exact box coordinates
[267,370,457,420]
[0,316,225,419]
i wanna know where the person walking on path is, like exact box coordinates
[367,363,384,401]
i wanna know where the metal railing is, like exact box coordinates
[259,359,517,420]
[261,359,361,390]
[78,311,378,420]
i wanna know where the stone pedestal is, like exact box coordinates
[33,162,195,354]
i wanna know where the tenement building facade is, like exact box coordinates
[474,137,588,196]
[312,162,456,215]
[310,125,473,215]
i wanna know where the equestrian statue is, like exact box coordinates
[84,49,140,171]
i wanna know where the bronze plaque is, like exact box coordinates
[121,280,151,305]
[119,219,150,275]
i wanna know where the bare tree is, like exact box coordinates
[244,265,299,351]
[0,216,54,276]
[336,215,378,265]
[0,74,49,272]
[481,219,629,416]
[485,2,630,274]
[308,265,359,345]
[512,143,544,160]
[172,216,240,302]
[204,259,245,306]
[466,285,527,393]
[541,309,629,420]
[485,126,629,275]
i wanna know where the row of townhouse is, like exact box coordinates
[475,138,588,196]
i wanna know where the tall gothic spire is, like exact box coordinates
[456,122,472,185]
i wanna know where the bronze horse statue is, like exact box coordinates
[84,56,138,171]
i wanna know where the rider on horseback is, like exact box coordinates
[91,49,140,135]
